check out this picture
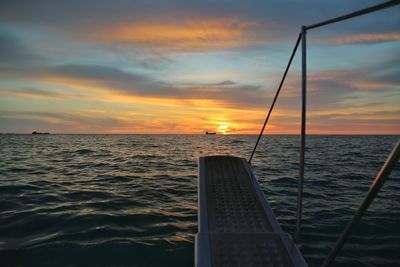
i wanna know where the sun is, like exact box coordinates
[217,123,229,134]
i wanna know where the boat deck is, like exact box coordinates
[196,156,307,267]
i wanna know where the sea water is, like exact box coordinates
[0,134,399,266]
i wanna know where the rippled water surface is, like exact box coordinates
[0,134,399,266]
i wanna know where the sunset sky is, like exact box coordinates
[0,0,399,134]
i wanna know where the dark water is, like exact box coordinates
[0,134,399,267]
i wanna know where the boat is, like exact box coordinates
[32,131,50,135]
[205,131,216,135]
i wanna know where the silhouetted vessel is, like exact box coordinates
[32,131,50,135]
[205,131,216,135]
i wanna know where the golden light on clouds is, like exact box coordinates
[322,32,400,45]
[2,63,398,134]
[94,18,260,50]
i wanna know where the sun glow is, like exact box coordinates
[217,122,230,134]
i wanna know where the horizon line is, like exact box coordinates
[1,133,399,136]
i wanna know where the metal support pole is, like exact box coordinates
[322,139,400,267]
[248,33,302,164]
[306,0,400,30]
[295,26,307,243]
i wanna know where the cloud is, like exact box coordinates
[2,1,398,35]
[0,55,271,109]
[302,63,400,96]
[92,18,262,51]
[321,32,400,45]
[37,64,269,108]
[0,88,67,99]
[315,110,400,121]
[0,33,41,65]
[3,59,398,115]
[0,1,398,134]
[4,1,397,55]
[0,110,133,133]
[0,108,262,134]
[268,63,400,118]
[209,80,237,86]
[308,109,400,134]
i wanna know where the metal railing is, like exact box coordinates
[249,0,400,164]
[248,0,400,265]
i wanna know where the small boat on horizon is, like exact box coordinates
[32,131,50,135]
[205,131,216,135]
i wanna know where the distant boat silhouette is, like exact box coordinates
[32,131,50,135]
[205,131,216,135]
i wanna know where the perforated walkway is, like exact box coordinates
[196,156,307,267]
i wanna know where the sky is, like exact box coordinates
[0,0,399,134]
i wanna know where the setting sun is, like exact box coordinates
[218,123,229,134]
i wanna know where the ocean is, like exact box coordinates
[0,134,399,267]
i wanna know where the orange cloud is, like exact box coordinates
[322,32,400,45]
[313,104,400,119]
[93,18,261,50]
[347,80,394,90]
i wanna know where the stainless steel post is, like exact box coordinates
[295,26,307,243]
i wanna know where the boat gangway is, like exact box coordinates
[196,156,307,266]
[195,1,400,266]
